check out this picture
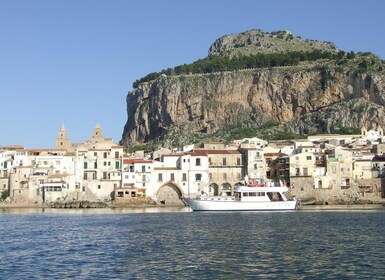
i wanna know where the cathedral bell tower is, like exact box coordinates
[91,123,103,144]
[56,124,71,150]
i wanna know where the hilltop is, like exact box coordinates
[208,29,339,57]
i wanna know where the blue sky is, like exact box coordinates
[1,0,385,148]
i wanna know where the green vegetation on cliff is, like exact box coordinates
[133,50,336,88]
[133,50,385,88]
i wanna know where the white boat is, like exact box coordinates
[184,183,298,211]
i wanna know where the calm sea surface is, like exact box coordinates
[1,206,385,279]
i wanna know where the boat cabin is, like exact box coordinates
[234,185,289,202]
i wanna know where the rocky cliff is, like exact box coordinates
[122,30,385,148]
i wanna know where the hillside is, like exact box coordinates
[121,29,385,149]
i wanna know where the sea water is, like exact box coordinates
[1,206,385,279]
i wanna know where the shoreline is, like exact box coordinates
[1,202,385,210]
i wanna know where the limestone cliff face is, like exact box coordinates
[122,68,385,147]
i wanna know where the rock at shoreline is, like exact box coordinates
[50,201,109,209]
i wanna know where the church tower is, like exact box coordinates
[56,124,71,150]
[91,123,103,143]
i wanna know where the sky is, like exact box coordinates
[1,0,385,149]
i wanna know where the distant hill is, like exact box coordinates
[122,29,385,150]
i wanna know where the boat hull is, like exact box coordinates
[184,198,298,211]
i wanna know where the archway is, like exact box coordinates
[209,183,219,196]
[156,183,184,205]
[318,180,322,189]
[221,182,232,196]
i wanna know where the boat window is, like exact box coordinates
[249,192,257,196]
[256,192,265,196]
[243,192,249,197]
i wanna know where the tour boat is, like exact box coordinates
[184,183,298,211]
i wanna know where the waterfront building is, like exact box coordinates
[2,125,385,205]
[238,137,267,182]
[82,146,123,201]
[206,149,243,196]
[117,157,153,201]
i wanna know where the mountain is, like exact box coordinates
[121,29,385,149]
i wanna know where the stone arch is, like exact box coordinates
[221,182,232,196]
[209,183,219,196]
[156,182,184,205]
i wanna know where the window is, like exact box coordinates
[306,156,312,160]
[84,162,88,169]
[222,158,227,165]
[170,173,175,181]
[141,165,146,172]
[98,185,101,189]
[94,162,97,169]
[182,173,187,181]
[209,173,212,180]
[223,173,227,180]
[142,175,146,182]
[295,168,300,176]
[237,158,241,165]
[332,166,336,174]
[303,168,308,176]
[84,173,87,180]
[195,174,202,181]
[94,152,97,156]
[103,152,107,159]
[103,172,108,179]
[196,158,201,166]
[115,151,120,158]
[115,162,120,169]
[158,173,163,182]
